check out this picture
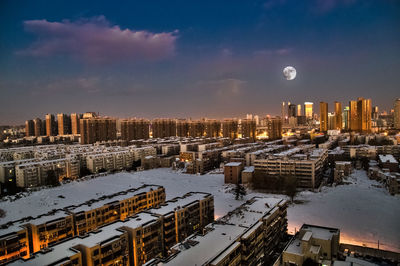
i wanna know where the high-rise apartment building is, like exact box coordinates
[357,97,372,132]
[57,113,71,135]
[222,119,239,139]
[25,120,34,137]
[176,119,190,137]
[152,119,176,138]
[304,102,313,119]
[328,112,336,130]
[288,104,297,117]
[267,117,282,140]
[204,119,221,137]
[188,120,205,137]
[80,118,117,144]
[372,106,379,121]
[240,119,256,140]
[349,98,372,132]
[297,104,302,116]
[281,102,286,121]
[45,114,57,136]
[33,118,43,137]
[334,101,342,130]
[319,102,328,132]
[394,99,400,129]
[121,119,150,140]
[343,106,349,130]
[349,100,359,131]
[71,113,82,135]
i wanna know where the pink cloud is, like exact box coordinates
[19,16,178,64]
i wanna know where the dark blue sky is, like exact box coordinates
[1,0,399,124]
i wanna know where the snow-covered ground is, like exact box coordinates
[287,169,400,253]
[0,168,399,252]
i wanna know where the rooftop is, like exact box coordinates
[225,162,242,167]
[162,223,246,266]
[149,192,211,216]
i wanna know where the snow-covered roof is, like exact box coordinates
[0,185,161,234]
[149,192,211,216]
[70,185,159,214]
[162,224,246,266]
[8,240,80,266]
[242,166,254,173]
[225,162,242,167]
[301,224,339,241]
[378,154,398,164]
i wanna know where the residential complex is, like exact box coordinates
[6,191,214,266]
[147,197,288,266]
[254,146,328,189]
[0,185,165,264]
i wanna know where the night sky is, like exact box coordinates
[1,0,399,124]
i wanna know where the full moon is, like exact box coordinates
[283,66,296,80]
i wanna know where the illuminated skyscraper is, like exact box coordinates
[297,104,302,116]
[349,100,358,131]
[281,102,286,122]
[343,106,349,130]
[71,113,82,135]
[304,102,313,119]
[328,112,336,130]
[25,120,34,137]
[334,101,342,130]
[33,118,43,136]
[357,97,372,132]
[45,114,57,136]
[372,106,379,121]
[57,113,71,135]
[319,102,328,132]
[394,99,400,129]
[288,104,297,117]
[349,98,372,132]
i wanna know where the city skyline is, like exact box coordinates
[1,1,400,124]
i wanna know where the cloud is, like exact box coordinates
[197,78,247,96]
[312,0,358,13]
[253,48,292,56]
[221,48,233,57]
[263,0,287,9]
[19,16,178,64]
[263,0,358,13]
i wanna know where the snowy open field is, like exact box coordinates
[1,168,399,252]
[287,169,400,252]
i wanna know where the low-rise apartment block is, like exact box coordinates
[146,197,288,266]
[0,185,165,264]
[254,147,327,189]
[9,191,214,266]
[15,158,79,188]
[281,224,340,266]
